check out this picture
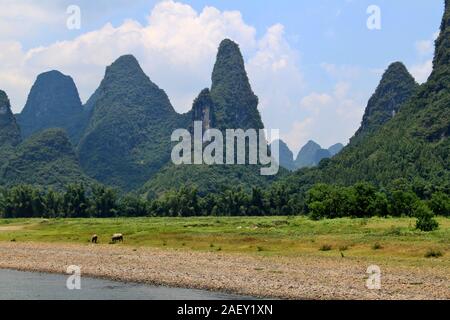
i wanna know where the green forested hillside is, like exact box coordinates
[77,55,188,191]
[141,164,280,198]
[0,90,21,149]
[280,1,450,198]
[352,62,418,143]
[17,71,85,142]
[1,2,448,208]
[210,39,264,131]
[140,39,284,196]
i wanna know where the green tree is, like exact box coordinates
[352,182,378,217]
[415,203,439,232]
[429,192,450,217]
[389,190,419,217]
[90,185,119,218]
[62,184,88,218]
[43,189,62,218]
[120,194,148,217]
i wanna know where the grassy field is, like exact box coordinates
[0,216,449,267]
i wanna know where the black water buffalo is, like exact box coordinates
[111,233,123,243]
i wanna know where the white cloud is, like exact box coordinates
[281,118,314,155]
[334,82,350,99]
[0,0,303,118]
[320,63,361,80]
[409,31,438,84]
[414,31,439,56]
[415,40,434,56]
[300,93,332,115]
[0,1,64,41]
[284,81,364,154]
[410,59,433,84]
[247,24,304,111]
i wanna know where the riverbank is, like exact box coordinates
[0,242,448,299]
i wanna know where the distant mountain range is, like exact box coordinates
[0,0,448,201]
[271,139,344,171]
[280,0,449,195]
[0,39,281,194]
[140,39,278,197]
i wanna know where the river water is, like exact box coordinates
[0,269,252,300]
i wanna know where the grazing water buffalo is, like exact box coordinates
[91,234,98,244]
[111,233,123,243]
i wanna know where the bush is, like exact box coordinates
[319,244,332,251]
[429,192,450,217]
[424,249,443,258]
[415,203,439,232]
[372,242,383,250]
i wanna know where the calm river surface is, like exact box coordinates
[0,269,252,300]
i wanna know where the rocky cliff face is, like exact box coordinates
[192,89,215,132]
[0,90,21,148]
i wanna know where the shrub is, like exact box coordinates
[385,226,402,236]
[415,203,439,232]
[424,249,443,258]
[372,242,383,250]
[319,244,332,251]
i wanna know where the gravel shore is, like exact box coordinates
[0,242,448,300]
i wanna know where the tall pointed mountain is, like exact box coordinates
[432,0,450,77]
[210,39,264,130]
[283,1,450,192]
[328,143,344,156]
[0,90,21,148]
[294,140,331,169]
[77,55,184,191]
[141,40,282,197]
[17,71,84,141]
[271,139,296,171]
[0,129,92,188]
[352,62,418,142]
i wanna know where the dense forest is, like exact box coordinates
[0,182,447,231]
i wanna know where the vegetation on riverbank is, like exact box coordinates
[0,216,448,268]
[1,181,448,221]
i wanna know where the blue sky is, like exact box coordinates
[0,0,444,154]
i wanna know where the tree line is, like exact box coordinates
[0,181,448,224]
